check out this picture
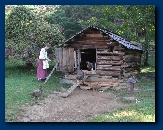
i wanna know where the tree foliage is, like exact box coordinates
[100,5,155,66]
[5,5,64,66]
[45,5,105,39]
[5,5,155,66]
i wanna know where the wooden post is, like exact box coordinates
[129,82,134,97]
[95,48,97,71]
[74,50,77,70]
[77,49,81,71]
[62,48,67,72]
[127,77,137,99]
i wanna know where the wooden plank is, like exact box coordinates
[67,48,70,72]
[67,48,74,72]
[80,46,108,49]
[55,48,60,71]
[87,75,113,78]
[77,37,110,41]
[60,75,89,98]
[96,65,113,68]
[70,48,75,72]
[96,68,121,71]
[60,82,81,98]
[96,70,121,76]
[97,51,125,56]
[85,79,114,83]
[84,30,100,34]
[84,76,124,82]
[97,58,122,61]
[97,59,122,62]
[96,66,121,71]
[44,66,56,84]
[85,77,114,82]
[69,43,82,49]
[55,48,75,72]
[97,48,110,50]
[71,41,119,46]
[97,60,123,65]
[77,49,81,70]
[95,48,97,71]
[74,51,77,69]
[97,56,122,60]
[114,46,125,51]
[85,75,116,80]
[70,45,108,49]
[82,45,94,48]
[86,33,103,37]
[62,48,67,72]
[71,48,75,71]
[76,41,108,46]
[114,46,123,49]
[56,48,63,71]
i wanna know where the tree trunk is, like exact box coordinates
[143,26,149,66]
[144,48,149,66]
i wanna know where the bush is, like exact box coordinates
[5,6,64,66]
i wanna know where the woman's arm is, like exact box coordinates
[39,48,47,60]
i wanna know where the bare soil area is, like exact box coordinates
[15,87,126,122]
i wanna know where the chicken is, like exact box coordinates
[76,69,84,80]
[29,86,43,99]
[86,61,94,71]
[91,84,101,91]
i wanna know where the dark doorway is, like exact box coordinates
[80,49,96,70]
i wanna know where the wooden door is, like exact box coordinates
[55,48,74,72]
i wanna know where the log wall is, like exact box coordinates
[123,50,142,78]
[65,29,142,79]
[96,44,125,79]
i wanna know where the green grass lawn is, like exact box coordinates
[5,57,68,121]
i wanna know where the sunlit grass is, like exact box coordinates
[141,67,155,73]
[91,109,155,122]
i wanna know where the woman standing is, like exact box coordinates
[36,44,51,81]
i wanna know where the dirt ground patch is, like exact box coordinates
[15,87,126,122]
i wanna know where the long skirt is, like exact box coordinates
[36,59,47,79]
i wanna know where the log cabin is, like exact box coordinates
[55,26,143,90]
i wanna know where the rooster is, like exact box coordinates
[76,69,84,80]
[86,61,94,71]
[29,85,43,99]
